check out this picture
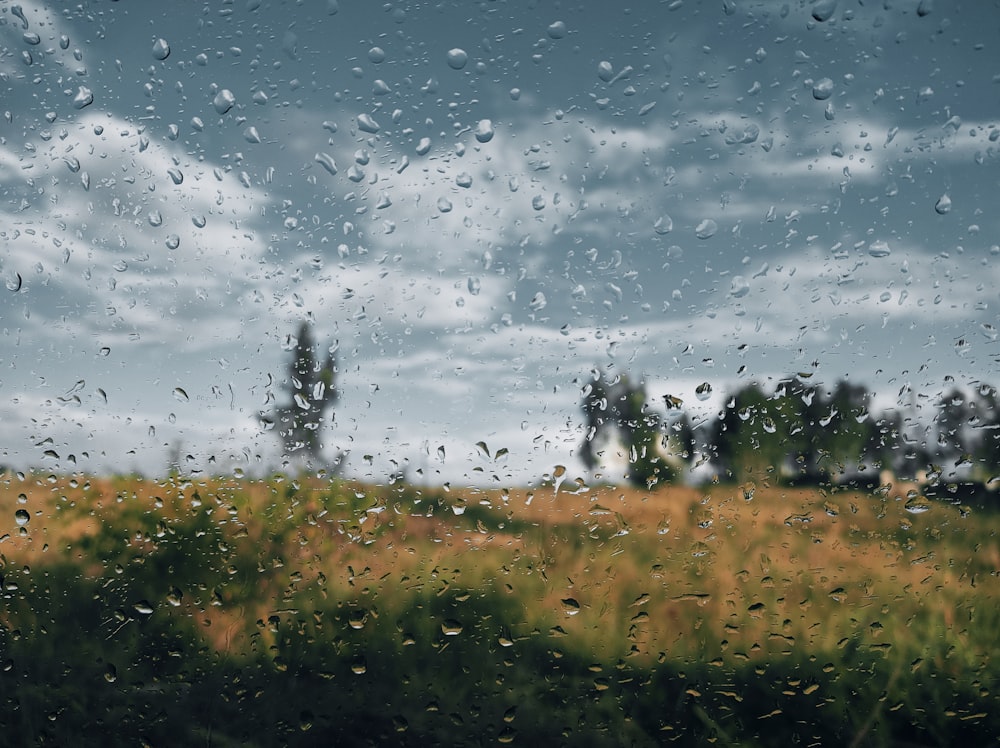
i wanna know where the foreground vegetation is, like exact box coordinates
[1,471,998,746]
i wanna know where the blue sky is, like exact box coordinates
[1,0,998,484]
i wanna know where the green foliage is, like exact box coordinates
[261,321,340,471]
[579,370,684,488]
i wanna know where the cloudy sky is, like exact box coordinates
[1,0,998,485]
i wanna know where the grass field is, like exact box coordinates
[1,471,998,746]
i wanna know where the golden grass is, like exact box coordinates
[2,471,997,674]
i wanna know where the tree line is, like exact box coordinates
[579,369,1000,490]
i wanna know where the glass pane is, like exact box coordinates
[2,1,997,744]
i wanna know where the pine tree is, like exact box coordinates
[262,321,339,469]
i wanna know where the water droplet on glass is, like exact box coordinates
[597,61,614,82]
[905,496,931,514]
[456,172,472,188]
[729,276,750,298]
[348,609,368,629]
[148,210,163,227]
[167,167,184,185]
[72,86,94,109]
[695,219,718,239]
[531,195,546,211]
[441,619,463,636]
[695,382,712,401]
[467,277,481,295]
[474,119,494,143]
[213,89,236,114]
[315,152,338,175]
[868,240,891,258]
[811,0,837,22]
[561,598,581,616]
[134,601,154,615]
[934,194,952,214]
[6,272,22,292]
[104,664,118,683]
[165,234,180,250]
[14,509,30,526]
[547,21,568,39]
[812,78,834,100]
[357,113,380,133]
[173,387,189,402]
[152,38,170,60]
[437,197,453,213]
[654,215,673,234]
[529,292,547,311]
[244,126,261,143]
[368,46,385,63]
[446,48,468,70]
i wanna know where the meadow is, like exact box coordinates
[0,470,997,746]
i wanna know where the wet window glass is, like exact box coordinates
[2,1,998,744]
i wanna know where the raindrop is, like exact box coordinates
[167,168,184,185]
[173,387,189,402]
[812,78,834,101]
[6,272,22,292]
[165,234,180,250]
[446,48,468,70]
[904,496,931,514]
[868,240,891,258]
[152,38,170,60]
[134,601,154,616]
[547,21,568,39]
[561,598,581,616]
[14,509,30,526]
[314,152,338,175]
[811,0,837,22]
[244,126,261,143]
[72,86,94,109]
[934,194,952,214]
[695,219,718,239]
[474,119,494,143]
[436,197,453,213]
[529,292,547,311]
[597,61,614,82]
[416,137,432,155]
[357,113,380,133]
[729,276,750,298]
[148,210,163,227]
[456,172,472,188]
[653,215,673,234]
[467,277,481,295]
[531,195,546,211]
[441,619,463,636]
[213,89,236,114]
[695,382,712,401]
[368,46,386,63]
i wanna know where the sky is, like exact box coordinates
[1,0,998,486]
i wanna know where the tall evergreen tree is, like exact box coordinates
[262,321,339,469]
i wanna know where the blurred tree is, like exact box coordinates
[970,383,1000,485]
[579,370,678,488]
[813,379,874,481]
[710,383,792,481]
[261,321,339,470]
